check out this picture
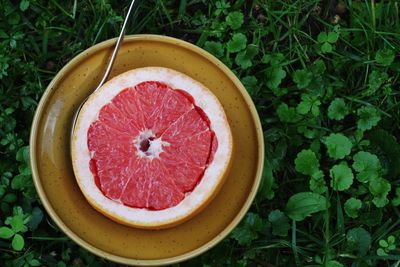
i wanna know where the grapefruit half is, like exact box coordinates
[71,67,233,229]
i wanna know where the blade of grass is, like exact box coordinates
[178,0,187,20]
[49,0,75,19]
[336,194,345,240]
[291,220,302,267]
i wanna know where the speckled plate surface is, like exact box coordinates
[30,35,264,266]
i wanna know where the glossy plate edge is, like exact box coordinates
[29,34,264,266]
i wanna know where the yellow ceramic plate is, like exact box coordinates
[30,35,264,265]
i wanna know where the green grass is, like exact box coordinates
[1,0,400,266]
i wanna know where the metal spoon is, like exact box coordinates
[71,0,136,143]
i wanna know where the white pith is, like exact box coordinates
[71,67,232,227]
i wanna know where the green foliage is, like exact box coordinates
[327,260,344,267]
[346,227,371,256]
[11,234,24,251]
[266,67,286,90]
[235,45,258,69]
[317,30,339,53]
[227,33,247,53]
[359,207,383,227]
[285,192,328,221]
[369,130,400,177]
[204,41,224,58]
[296,94,321,116]
[231,213,265,245]
[294,149,329,193]
[258,159,274,200]
[276,103,300,123]
[392,187,400,206]
[352,151,381,183]
[375,49,395,66]
[295,149,319,176]
[365,70,389,96]
[0,227,14,239]
[330,162,354,191]
[0,206,31,251]
[310,170,327,194]
[357,106,381,131]
[369,178,391,207]
[2,0,400,266]
[377,235,397,256]
[263,53,287,91]
[268,210,289,237]
[19,0,30,11]
[226,11,244,30]
[344,198,362,218]
[325,133,353,160]
[242,76,258,96]
[292,69,313,89]
[328,98,349,120]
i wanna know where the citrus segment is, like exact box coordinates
[161,154,205,192]
[134,82,193,134]
[111,88,146,131]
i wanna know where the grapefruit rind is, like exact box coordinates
[71,67,233,229]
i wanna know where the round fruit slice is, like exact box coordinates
[71,67,233,229]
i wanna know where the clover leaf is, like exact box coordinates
[0,227,14,239]
[296,94,321,116]
[377,235,397,256]
[268,210,290,237]
[266,66,286,89]
[11,234,24,251]
[357,106,381,131]
[231,212,265,245]
[235,45,258,69]
[310,170,327,194]
[352,151,381,183]
[19,0,29,12]
[242,76,258,96]
[369,178,391,208]
[227,33,247,53]
[364,70,389,96]
[375,49,395,66]
[325,133,352,160]
[277,103,300,123]
[293,69,313,89]
[330,162,354,191]
[295,149,319,176]
[346,227,371,256]
[204,41,224,58]
[317,31,339,53]
[344,198,362,218]
[328,98,349,120]
[226,11,244,30]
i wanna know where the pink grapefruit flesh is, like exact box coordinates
[87,81,216,210]
[71,67,233,229]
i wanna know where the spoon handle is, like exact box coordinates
[95,0,136,92]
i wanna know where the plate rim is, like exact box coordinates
[29,34,264,266]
